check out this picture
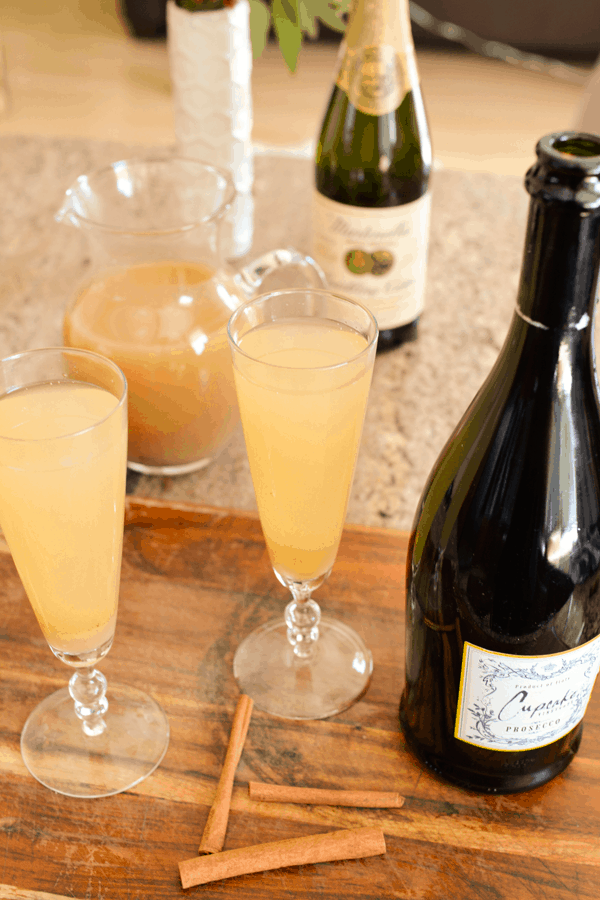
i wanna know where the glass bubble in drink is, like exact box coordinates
[229,289,378,720]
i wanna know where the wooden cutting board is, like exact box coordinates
[0,497,599,900]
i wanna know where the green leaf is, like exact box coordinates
[312,0,348,33]
[305,0,351,33]
[248,0,271,59]
[175,0,226,9]
[272,0,303,72]
[278,0,299,24]
[297,0,317,37]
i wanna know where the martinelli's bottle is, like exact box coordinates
[313,0,432,352]
[400,132,600,793]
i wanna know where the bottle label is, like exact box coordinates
[336,45,410,117]
[455,636,600,751]
[312,189,431,330]
[335,0,417,116]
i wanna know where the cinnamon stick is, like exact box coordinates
[249,781,404,808]
[198,694,253,854]
[180,826,386,888]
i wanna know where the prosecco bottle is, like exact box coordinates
[400,132,600,793]
[313,0,432,352]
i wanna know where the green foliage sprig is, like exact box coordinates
[176,0,235,9]
[175,0,351,72]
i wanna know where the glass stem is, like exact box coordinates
[69,666,108,736]
[285,583,321,658]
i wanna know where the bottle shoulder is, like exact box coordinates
[409,321,600,646]
[315,86,431,207]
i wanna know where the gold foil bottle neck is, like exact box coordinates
[335,0,417,116]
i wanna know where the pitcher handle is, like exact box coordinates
[54,175,90,229]
[233,247,326,299]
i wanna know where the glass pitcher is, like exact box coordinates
[57,157,324,476]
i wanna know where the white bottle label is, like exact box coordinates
[312,189,431,330]
[455,636,600,751]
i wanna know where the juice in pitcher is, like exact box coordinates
[64,260,240,473]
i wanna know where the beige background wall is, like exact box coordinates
[0,0,591,177]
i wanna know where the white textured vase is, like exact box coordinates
[167,0,254,257]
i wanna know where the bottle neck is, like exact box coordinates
[337,0,418,117]
[344,0,413,52]
[516,136,600,333]
[516,199,600,332]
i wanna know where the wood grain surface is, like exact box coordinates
[1,497,599,900]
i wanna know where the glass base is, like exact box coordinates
[21,683,170,798]
[233,616,373,720]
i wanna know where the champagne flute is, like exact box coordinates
[228,289,378,719]
[0,348,169,797]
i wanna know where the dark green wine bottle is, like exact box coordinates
[313,0,432,352]
[400,132,600,793]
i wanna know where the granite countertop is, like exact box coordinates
[0,134,530,532]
